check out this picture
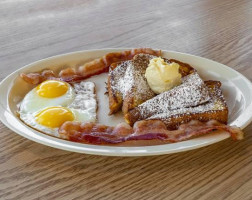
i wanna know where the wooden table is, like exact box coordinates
[0,0,251,199]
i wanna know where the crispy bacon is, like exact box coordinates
[20,69,56,85]
[58,120,243,146]
[20,48,161,84]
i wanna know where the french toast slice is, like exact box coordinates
[107,54,195,115]
[125,72,211,125]
[108,54,156,115]
[143,81,228,130]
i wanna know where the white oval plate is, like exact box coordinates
[0,49,252,156]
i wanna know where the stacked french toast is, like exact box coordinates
[107,53,228,130]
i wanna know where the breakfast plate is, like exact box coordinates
[0,48,252,156]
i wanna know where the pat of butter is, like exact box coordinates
[145,57,182,94]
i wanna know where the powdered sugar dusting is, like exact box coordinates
[147,82,227,126]
[122,60,155,100]
[110,61,129,97]
[135,72,211,119]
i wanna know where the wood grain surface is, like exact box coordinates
[0,0,252,199]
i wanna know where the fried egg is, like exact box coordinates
[19,80,97,137]
[20,80,75,113]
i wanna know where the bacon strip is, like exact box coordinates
[58,120,243,146]
[20,48,161,84]
[20,70,57,85]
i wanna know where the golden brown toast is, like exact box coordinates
[107,54,195,115]
[126,80,228,129]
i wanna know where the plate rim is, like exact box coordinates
[0,48,252,156]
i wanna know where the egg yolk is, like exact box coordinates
[35,107,74,128]
[36,80,69,98]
